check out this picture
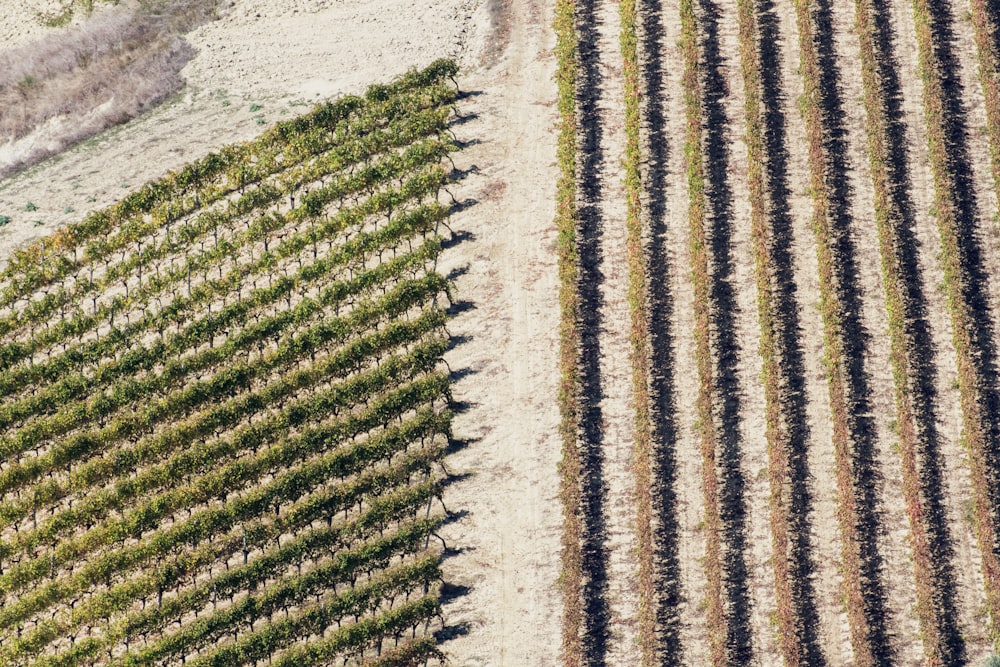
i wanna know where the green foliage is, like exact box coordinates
[0,60,461,666]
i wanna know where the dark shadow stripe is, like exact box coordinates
[756,2,826,663]
[637,0,684,663]
[697,1,753,661]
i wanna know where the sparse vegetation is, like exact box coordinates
[618,1,657,663]
[0,0,223,179]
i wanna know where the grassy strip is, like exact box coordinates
[969,0,1000,213]
[553,0,584,664]
[792,1,891,664]
[853,0,963,663]
[618,1,657,664]
[734,2,799,664]
[679,1,726,664]
[911,0,1000,647]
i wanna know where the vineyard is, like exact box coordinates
[557,0,1000,664]
[0,59,465,666]
[18,0,1000,663]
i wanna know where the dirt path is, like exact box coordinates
[414,1,568,665]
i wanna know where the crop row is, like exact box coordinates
[0,270,449,516]
[0,178,447,431]
[793,1,894,664]
[631,1,685,663]
[618,1,660,665]
[0,306,448,572]
[682,0,755,663]
[735,1,826,664]
[13,434,446,663]
[0,129,452,356]
[2,382,450,657]
[571,0,615,662]
[0,194,448,455]
[0,199,446,466]
[252,594,441,667]
[21,433,447,664]
[968,0,1000,216]
[0,62,461,665]
[910,0,1000,648]
[852,0,967,663]
[553,0,586,661]
[0,146,449,375]
[679,0,726,662]
[108,516,444,664]
[0,106,448,374]
[0,213,445,486]
[0,336,448,614]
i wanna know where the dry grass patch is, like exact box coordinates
[0,0,223,179]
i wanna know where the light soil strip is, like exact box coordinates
[430,1,565,666]
[889,0,991,652]
[774,4,852,664]
[828,0,922,661]
[714,0,779,662]
[589,0,644,663]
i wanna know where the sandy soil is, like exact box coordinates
[0,0,67,50]
[0,1,565,665]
